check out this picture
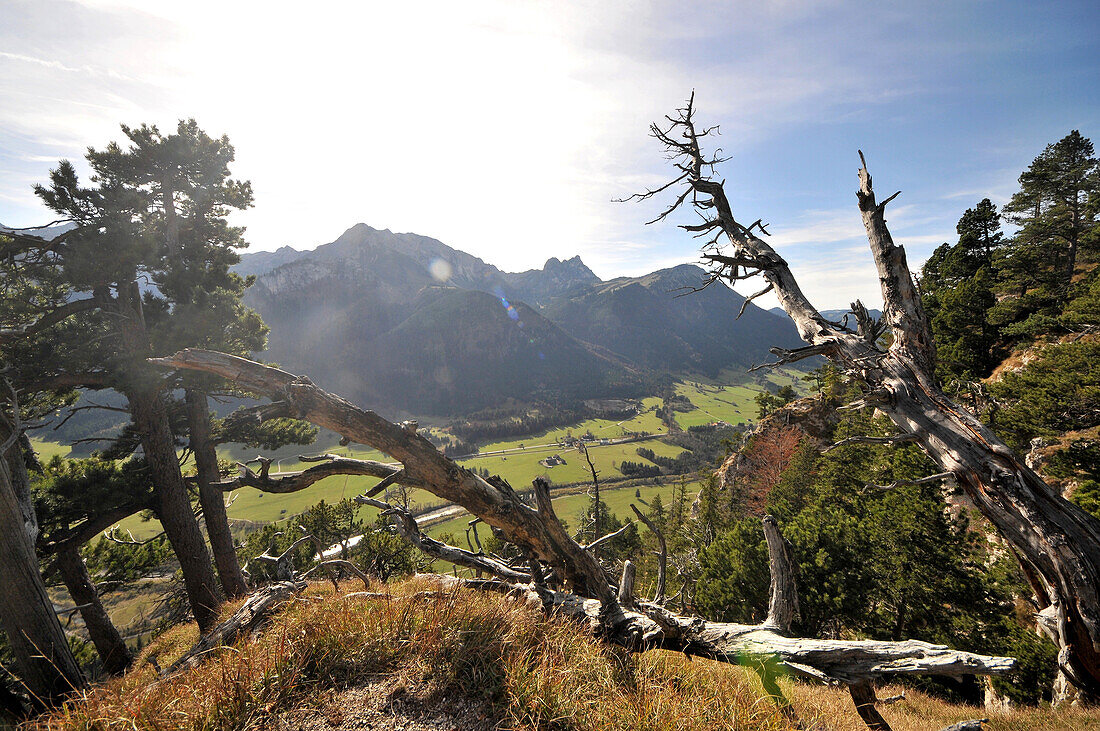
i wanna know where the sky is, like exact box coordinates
[1,0,1098,310]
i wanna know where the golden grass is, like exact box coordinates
[25,580,1100,730]
[27,581,796,730]
[790,682,1100,730]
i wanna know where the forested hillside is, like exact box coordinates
[918,130,1100,520]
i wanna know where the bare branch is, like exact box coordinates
[630,503,666,601]
[298,559,370,589]
[582,521,634,553]
[748,343,833,372]
[104,527,165,547]
[824,434,919,453]
[864,472,956,493]
[737,283,774,320]
[358,496,531,583]
[671,271,722,298]
[49,402,130,432]
[221,454,408,494]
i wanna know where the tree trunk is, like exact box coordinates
[128,387,223,633]
[876,354,1100,704]
[7,434,38,543]
[52,544,132,675]
[186,389,248,599]
[115,282,223,634]
[0,448,85,706]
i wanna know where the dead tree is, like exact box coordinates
[165,527,369,677]
[630,93,1100,704]
[152,349,1013,729]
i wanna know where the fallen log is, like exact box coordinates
[162,580,301,677]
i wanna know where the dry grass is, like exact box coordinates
[791,682,1100,730]
[24,579,1100,730]
[28,580,795,731]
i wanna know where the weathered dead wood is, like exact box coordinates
[630,503,667,601]
[419,571,1013,684]
[249,532,315,582]
[150,350,613,603]
[864,472,955,493]
[824,434,918,452]
[618,560,636,608]
[763,515,797,632]
[299,559,371,589]
[367,503,1013,688]
[937,720,987,731]
[849,681,891,731]
[218,453,405,494]
[640,94,1100,703]
[583,521,634,553]
[358,496,531,583]
[162,581,301,677]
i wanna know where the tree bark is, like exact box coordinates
[162,581,301,677]
[186,389,248,599]
[7,434,38,543]
[849,681,891,731]
[0,445,85,706]
[52,544,132,675]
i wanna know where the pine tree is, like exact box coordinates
[920,200,1002,381]
[20,120,265,631]
[1003,130,1099,302]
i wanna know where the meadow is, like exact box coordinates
[32,368,801,538]
[103,431,690,538]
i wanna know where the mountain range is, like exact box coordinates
[235,224,803,417]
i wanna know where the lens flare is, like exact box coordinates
[429,257,453,282]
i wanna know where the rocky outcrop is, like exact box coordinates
[713,395,839,510]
